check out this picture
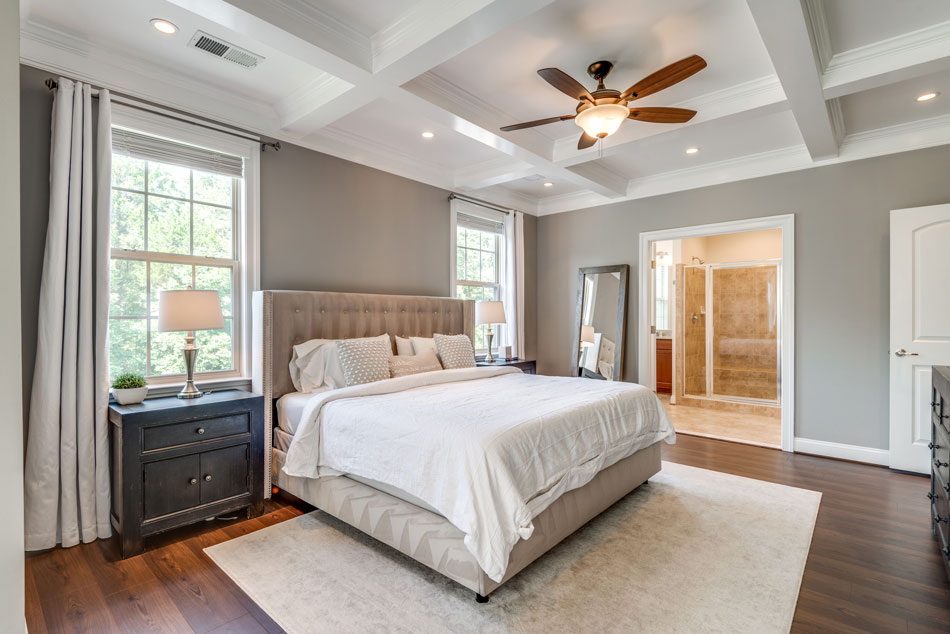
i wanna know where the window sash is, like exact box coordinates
[109,155,242,382]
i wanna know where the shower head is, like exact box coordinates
[691,256,705,264]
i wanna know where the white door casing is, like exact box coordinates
[889,204,950,473]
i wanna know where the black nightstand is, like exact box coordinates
[108,389,264,558]
[476,358,536,374]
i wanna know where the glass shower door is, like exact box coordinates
[710,263,779,402]
[683,265,707,397]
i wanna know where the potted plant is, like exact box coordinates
[111,373,148,405]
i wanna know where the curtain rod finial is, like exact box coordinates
[45,78,58,91]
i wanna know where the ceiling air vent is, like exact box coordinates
[188,31,264,69]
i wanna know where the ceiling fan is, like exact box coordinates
[500,55,707,149]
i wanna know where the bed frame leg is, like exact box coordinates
[475,593,489,603]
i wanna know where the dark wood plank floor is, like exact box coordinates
[26,435,950,633]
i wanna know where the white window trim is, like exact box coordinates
[110,104,260,388]
[450,199,507,354]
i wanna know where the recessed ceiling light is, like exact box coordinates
[685,147,700,154]
[917,92,939,102]
[421,131,435,139]
[543,182,554,187]
[150,18,178,35]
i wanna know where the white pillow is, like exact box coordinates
[395,336,414,356]
[291,334,390,392]
[409,336,438,358]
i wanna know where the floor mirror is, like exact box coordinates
[571,264,629,381]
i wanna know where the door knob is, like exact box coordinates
[894,348,919,357]
[204,474,212,482]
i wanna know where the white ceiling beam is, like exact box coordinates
[746,0,840,160]
[454,157,537,190]
[821,21,950,99]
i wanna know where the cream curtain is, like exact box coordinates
[503,211,525,359]
[24,79,112,550]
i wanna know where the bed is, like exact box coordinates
[252,290,673,600]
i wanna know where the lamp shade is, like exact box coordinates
[581,325,595,347]
[475,300,506,325]
[158,289,224,332]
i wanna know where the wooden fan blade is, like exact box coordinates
[627,107,697,123]
[500,114,575,132]
[577,132,598,149]
[538,68,595,103]
[620,55,707,101]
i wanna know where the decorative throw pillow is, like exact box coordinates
[409,336,439,358]
[389,351,443,378]
[395,336,414,356]
[336,338,393,387]
[291,334,389,392]
[433,333,476,369]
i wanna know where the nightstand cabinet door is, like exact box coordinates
[144,455,200,520]
[200,445,249,505]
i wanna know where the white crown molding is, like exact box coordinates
[253,0,371,70]
[822,20,950,99]
[535,113,950,216]
[274,71,353,129]
[20,20,281,130]
[801,0,832,71]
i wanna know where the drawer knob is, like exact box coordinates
[189,478,197,485]
[204,474,212,482]
[197,427,206,435]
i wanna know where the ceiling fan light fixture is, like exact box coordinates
[574,104,629,140]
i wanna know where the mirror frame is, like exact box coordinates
[570,264,630,382]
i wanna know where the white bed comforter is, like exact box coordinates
[282,367,675,582]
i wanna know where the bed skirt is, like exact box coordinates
[272,442,662,596]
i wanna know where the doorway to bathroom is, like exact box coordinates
[638,216,794,451]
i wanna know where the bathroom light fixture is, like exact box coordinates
[421,131,435,138]
[685,147,700,154]
[916,92,939,102]
[574,104,629,140]
[543,182,554,187]
[150,18,179,35]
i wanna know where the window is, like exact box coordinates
[107,114,258,384]
[454,211,505,353]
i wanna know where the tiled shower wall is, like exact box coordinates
[683,266,707,395]
[712,265,778,401]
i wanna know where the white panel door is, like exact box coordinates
[890,204,950,473]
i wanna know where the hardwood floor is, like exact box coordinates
[26,435,950,633]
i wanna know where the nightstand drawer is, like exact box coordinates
[142,413,250,452]
[143,454,200,520]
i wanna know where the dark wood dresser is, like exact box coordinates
[930,365,950,580]
[108,389,264,558]
[655,338,672,394]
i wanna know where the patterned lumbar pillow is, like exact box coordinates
[433,333,476,369]
[389,351,443,378]
[337,337,392,387]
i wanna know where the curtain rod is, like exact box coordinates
[448,193,512,215]
[44,77,281,152]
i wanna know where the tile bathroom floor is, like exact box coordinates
[657,393,781,448]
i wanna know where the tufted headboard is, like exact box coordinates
[251,290,475,494]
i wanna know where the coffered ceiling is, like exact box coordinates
[19,0,950,215]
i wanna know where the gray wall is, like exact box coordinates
[19,63,538,430]
[536,145,950,450]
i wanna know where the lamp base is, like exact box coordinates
[177,337,205,399]
[485,329,495,363]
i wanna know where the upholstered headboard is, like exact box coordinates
[251,290,475,494]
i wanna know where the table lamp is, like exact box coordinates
[581,325,595,348]
[475,300,506,363]
[158,288,224,399]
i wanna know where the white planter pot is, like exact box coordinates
[113,386,148,405]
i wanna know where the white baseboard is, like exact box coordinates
[793,437,890,466]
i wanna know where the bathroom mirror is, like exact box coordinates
[570,265,629,381]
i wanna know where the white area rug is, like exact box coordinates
[206,461,820,634]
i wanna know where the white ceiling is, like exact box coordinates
[18,0,950,215]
